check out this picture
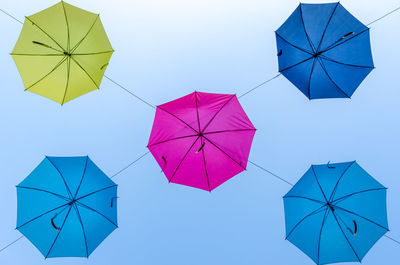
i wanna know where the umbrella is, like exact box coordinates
[11,1,113,104]
[16,156,118,258]
[276,3,374,99]
[148,91,256,191]
[284,161,388,264]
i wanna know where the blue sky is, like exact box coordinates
[0,0,399,264]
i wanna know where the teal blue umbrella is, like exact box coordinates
[16,156,118,258]
[284,161,388,264]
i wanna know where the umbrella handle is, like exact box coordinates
[111,197,119,207]
[277,49,283,56]
[51,217,61,231]
[196,143,206,154]
[327,161,336,168]
[346,220,358,236]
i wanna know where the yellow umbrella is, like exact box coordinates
[11,1,113,104]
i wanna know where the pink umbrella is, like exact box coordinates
[148,91,256,191]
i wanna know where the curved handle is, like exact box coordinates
[111,197,119,207]
[277,49,283,56]
[196,143,205,154]
[352,220,358,236]
[51,218,61,231]
[327,161,336,169]
[341,31,355,39]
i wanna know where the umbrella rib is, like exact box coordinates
[311,166,329,203]
[307,58,317,99]
[16,186,70,201]
[317,58,350,98]
[157,106,198,133]
[46,157,73,199]
[45,206,73,258]
[299,4,316,53]
[73,50,114,56]
[61,56,71,105]
[285,205,326,239]
[331,211,361,262]
[16,203,69,229]
[283,196,326,206]
[317,208,330,264]
[275,32,313,55]
[328,161,356,202]
[72,204,89,257]
[70,56,100,89]
[76,201,118,228]
[201,138,211,191]
[24,16,66,52]
[70,15,99,53]
[320,28,369,54]
[147,134,199,148]
[11,53,64,56]
[203,128,256,135]
[202,136,246,170]
[61,1,70,52]
[75,185,118,201]
[332,187,387,204]
[319,55,374,69]
[315,2,340,52]
[169,137,200,183]
[333,205,389,231]
[279,56,314,73]
[24,56,67,91]
[201,95,235,132]
[73,156,89,199]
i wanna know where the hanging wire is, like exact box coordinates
[367,6,400,26]
[0,235,24,253]
[0,8,23,24]
[385,234,400,245]
[238,73,281,99]
[248,160,294,186]
[110,151,150,179]
[103,76,156,110]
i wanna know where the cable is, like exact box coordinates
[238,74,281,99]
[0,8,23,24]
[248,160,294,186]
[367,6,400,26]
[104,75,156,110]
[385,234,400,246]
[0,235,24,253]
[110,151,150,179]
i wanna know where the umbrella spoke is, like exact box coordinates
[45,206,73,258]
[16,203,69,229]
[75,201,118,228]
[157,106,198,133]
[201,95,235,132]
[275,32,313,55]
[332,187,387,204]
[70,15,99,53]
[328,161,356,202]
[315,2,340,52]
[319,55,374,69]
[16,186,70,201]
[286,205,326,239]
[72,204,89,257]
[202,136,245,170]
[147,134,198,148]
[75,185,118,201]
[284,195,326,205]
[169,137,200,183]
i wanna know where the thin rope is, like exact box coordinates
[104,75,156,110]
[0,8,23,24]
[238,74,281,99]
[111,151,150,179]
[248,160,294,186]
[385,234,400,245]
[367,6,400,26]
[0,235,24,253]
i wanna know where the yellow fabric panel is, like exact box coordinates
[27,58,69,104]
[27,2,68,52]
[62,1,99,50]
[72,18,113,54]
[72,52,112,88]
[11,55,65,89]
[63,58,98,103]
[12,19,62,55]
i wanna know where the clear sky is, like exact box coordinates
[0,0,399,264]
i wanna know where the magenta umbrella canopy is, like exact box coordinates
[148,91,256,191]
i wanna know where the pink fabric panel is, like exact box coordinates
[148,108,197,146]
[196,92,234,130]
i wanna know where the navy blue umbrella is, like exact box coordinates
[276,3,374,99]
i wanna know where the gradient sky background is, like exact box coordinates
[0,0,399,264]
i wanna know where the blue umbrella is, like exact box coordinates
[284,161,388,264]
[16,156,118,258]
[276,3,374,99]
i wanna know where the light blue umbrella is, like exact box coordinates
[284,161,388,264]
[276,3,374,99]
[16,156,118,258]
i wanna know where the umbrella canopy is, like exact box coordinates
[284,161,388,264]
[11,1,113,104]
[16,156,118,258]
[276,3,374,99]
[148,91,256,191]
